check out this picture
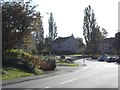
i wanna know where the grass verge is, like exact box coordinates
[1,67,43,80]
[65,54,82,57]
[58,62,79,67]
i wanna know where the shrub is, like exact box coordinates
[40,61,50,71]
[3,49,32,59]
[60,55,65,59]
[2,49,42,74]
[40,56,57,71]
[3,49,57,72]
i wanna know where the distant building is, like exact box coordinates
[51,35,80,54]
[99,37,115,54]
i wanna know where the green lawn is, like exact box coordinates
[65,54,82,57]
[1,62,79,80]
[1,67,43,80]
[58,62,79,67]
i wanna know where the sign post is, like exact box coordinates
[83,58,86,66]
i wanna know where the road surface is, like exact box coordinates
[2,59,118,88]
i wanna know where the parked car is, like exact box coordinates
[98,54,111,61]
[105,57,117,62]
[116,57,120,64]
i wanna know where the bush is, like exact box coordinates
[3,49,57,72]
[2,49,42,73]
[40,56,57,71]
[60,55,65,59]
[3,49,31,59]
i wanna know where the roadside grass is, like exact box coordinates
[57,62,79,67]
[65,54,82,57]
[1,67,43,80]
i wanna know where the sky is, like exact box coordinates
[31,0,119,39]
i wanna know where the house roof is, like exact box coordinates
[104,37,114,41]
[53,35,74,43]
[104,37,114,40]
[104,37,115,43]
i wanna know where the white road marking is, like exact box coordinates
[60,78,77,85]
[82,69,104,78]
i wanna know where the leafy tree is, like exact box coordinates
[53,22,58,40]
[76,37,85,49]
[114,32,120,56]
[91,25,103,54]
[45,12,58,52]
[101,28,108,39]
[83,5,95,54]
[44,36,51,52]
[2,1,38,52]
[83,5,103,55]
[35,12,45,53]
[48,13,58,42]
[76,37,85,53]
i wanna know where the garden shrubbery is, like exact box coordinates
[2,49,57,74]
[2,49,41,74]
[40,56,57,71]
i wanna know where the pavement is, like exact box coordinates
[1,61,83,86]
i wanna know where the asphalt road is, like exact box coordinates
[2,59,118,88]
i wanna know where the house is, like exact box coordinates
[99,37,115,54]
[51,34,80,54]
